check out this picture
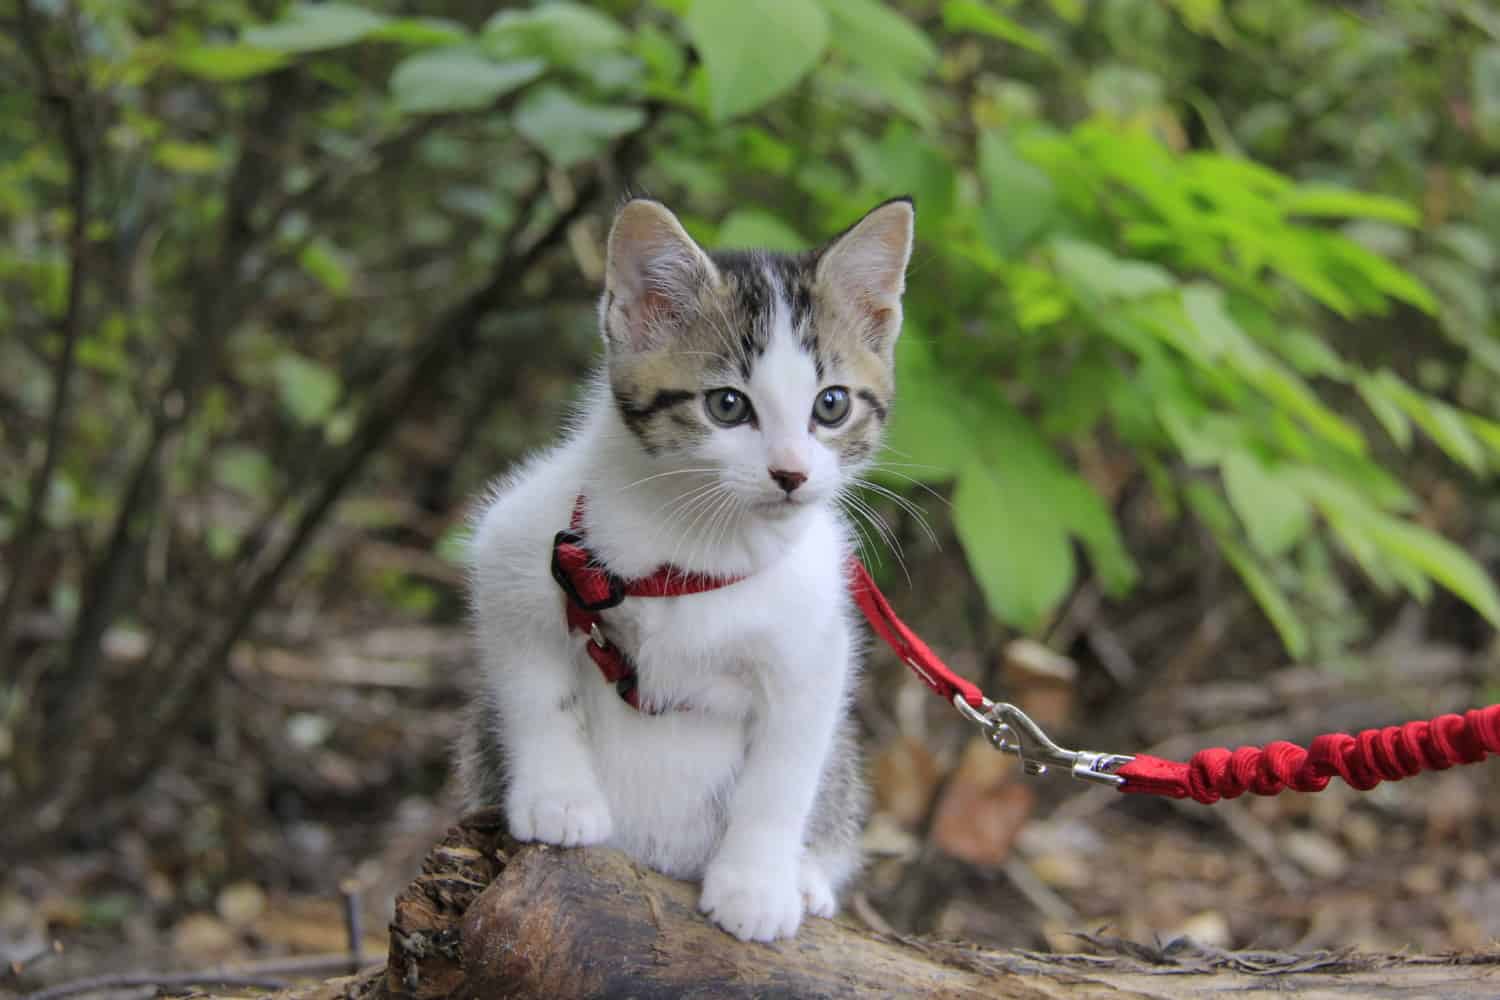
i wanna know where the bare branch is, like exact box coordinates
[23,69,307,828]
[0,0,93,652]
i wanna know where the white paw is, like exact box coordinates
[798,860,838,919]
[699,860,804,942]
[505,784,613,847]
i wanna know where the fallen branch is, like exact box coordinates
[348,809,1500,1000]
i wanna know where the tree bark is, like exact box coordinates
[271,809,1500,1000]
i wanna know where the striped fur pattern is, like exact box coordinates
[602,200,908,472]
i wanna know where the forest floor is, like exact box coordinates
[5,515,1498,998]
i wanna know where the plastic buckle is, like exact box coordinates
[551,530,626,612]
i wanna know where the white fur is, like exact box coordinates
[469,325,859,943]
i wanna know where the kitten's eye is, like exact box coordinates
[704,387,753,427]
[812,386,851,427]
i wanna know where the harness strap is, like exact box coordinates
[551,497,741,712]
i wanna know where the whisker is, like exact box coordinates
[851,478,940,549]
[836,495,880,571]
[667,483,731,574]
[839,488,911,586]
[619,467,718,493]
[865,464,952,507]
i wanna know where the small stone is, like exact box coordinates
[1173,910,1232,949]
[216,882,267,928]
[1457,852,1489,883]
[861,813,920,859]
[1282,830,1347,879]
[171,913,237,962]
[1402,863,1444,896]
[1029,850,1091,891]
[1340,812,1381,856]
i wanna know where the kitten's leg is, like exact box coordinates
[699,625,851,942]
[800,722,868,918]
[475,628,613,847]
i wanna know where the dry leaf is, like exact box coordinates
[872,736,940,828]
[930,738,1034,866]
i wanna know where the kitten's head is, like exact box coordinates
[599,197,913,520]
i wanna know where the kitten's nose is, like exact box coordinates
[769,467,808,495]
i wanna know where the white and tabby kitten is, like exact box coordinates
[458,197,914,941]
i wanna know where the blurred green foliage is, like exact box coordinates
[4,0,1499,677]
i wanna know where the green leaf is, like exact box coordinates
[273,354,341,426]
[1372,372,1486,473]
[1180,283,1248,357]
[685,0,830,121]
[1051,239,1174,301]
[1472,45,1500,143]
[1222,537,1310,658]
[817,0,937,78]
[213,447,275,498]
[371,17,470,47]
[716,209,807,251]
[1050,474,1138,595]
[977,131,1055,255]
[1186,483,1309,658]
[512,85,645,168]
[1221,452,1311,557]
[953,460,1075,632]
[1363,515,1500,627]
[1281,184,1421,225]
[942,0,1052,55]
[390,50,544,114]
[153,140,224,174]
[485,2,629,62]
[1434,223,1497,273]
[244,3,389,53]
[1354,374,1412,449]
[883,335,980,480]
[1321,237,1437,313]
[298,238,352,295]
[175,44,288,81]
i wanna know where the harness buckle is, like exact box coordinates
[952,695,1132,788]
[551,529,626,612]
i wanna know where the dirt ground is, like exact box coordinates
[5,518,1498,998]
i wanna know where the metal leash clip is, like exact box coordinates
[952,694,1133,788]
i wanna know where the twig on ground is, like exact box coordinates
[19,953,376,1000]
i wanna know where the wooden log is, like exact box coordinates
[334,809,1500,1000]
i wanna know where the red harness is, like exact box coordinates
[551,496,1500,801]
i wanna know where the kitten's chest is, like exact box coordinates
[585,562,840,712]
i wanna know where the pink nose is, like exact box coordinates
[769,468,808,494]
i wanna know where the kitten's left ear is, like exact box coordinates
[815,197,915,357]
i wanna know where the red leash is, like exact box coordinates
[1116,708,1500,803]
[553,497,1500,799]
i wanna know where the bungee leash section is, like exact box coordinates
[555,496,1500,804]
[850,558,1500,803]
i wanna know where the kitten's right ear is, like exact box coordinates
[601,199,716,351]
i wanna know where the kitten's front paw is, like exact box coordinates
[505,784,613,847]
[798,859,838,919]
[699,860,803,942]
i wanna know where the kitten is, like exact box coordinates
[457,196,914,942]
